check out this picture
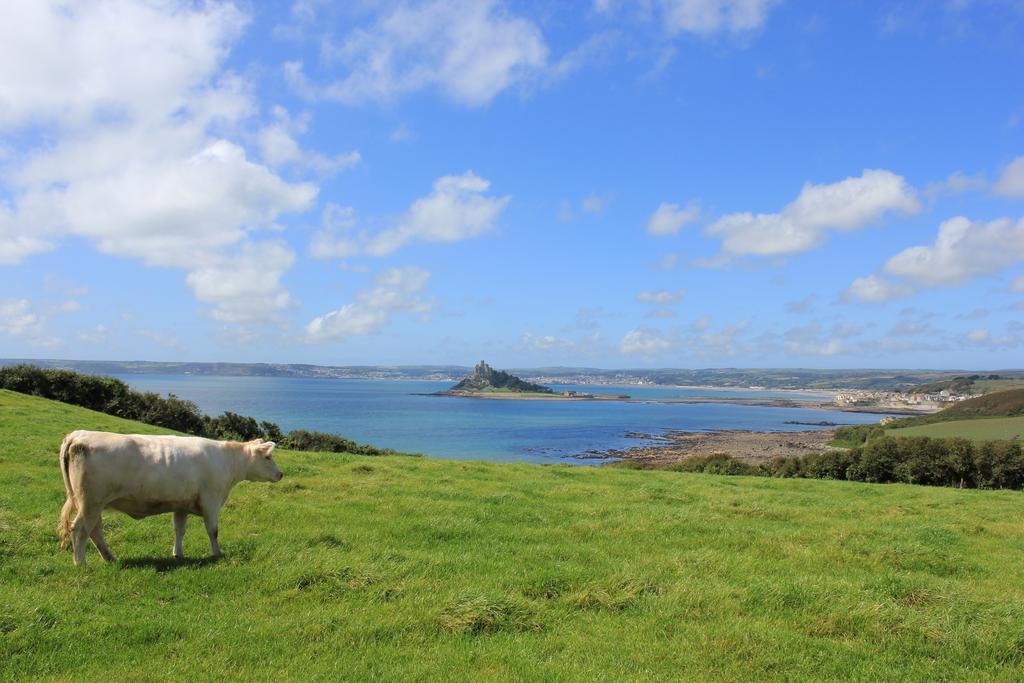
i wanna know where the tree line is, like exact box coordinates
[632,435,1024,490]
[0,364,394,456]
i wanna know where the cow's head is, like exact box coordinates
[246,440,283,482]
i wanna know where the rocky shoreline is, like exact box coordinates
[583,429,844,468]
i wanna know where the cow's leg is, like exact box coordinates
[202,504,222,558]
[70,504,100,566]
[89,515,116,563]
[173,511,188,559]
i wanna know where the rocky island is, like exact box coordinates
[436,361,628,400]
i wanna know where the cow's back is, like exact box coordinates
[66,431,234,514]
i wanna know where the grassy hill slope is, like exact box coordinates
[887,389,1024,442]
[931,389,1024,419]
[888,416,1024,441]
[901,389,1024,426]
[2,389,1024,679]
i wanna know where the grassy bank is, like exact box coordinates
[888,415,1024,441]
[2,389,1024,679]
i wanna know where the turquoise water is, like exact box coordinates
[113,375,885,464]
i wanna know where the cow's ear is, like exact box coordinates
[260,441,276,453]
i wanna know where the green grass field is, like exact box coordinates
[3,388,1024,680]
[889,416,1024,442]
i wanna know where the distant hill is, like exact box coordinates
[446,361,554,394]
[904,374,1024,396]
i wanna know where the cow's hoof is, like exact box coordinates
[173,553,184,561]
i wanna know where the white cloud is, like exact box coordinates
[655,253,679,271]
[645,308,676,319]
[185,241,297,324]
[0,298,65,348]
[966,329,989,343]
[0,299,42,337]
[636,288,686,304]
[518,327,605,357]
[305,267,433,342]
[661,0,778,36]
[596,0,779,37]
[257,107,360,176]
[365,171,508,255]
[965,328,1018,348]
[955,307,990,321]
[888,319,935,337]
[309,204,361,260]
[784,294,815,313]
[581,194,607,214]
[295,0,548,107]
[258,125,360,174]
[312,172,509,258]
[558,199,575,223]
[77,324,108,345]
[618,328,674,358]
[695,321,748,357]
[788,339,844,357]
[29,139,315,269]
[646,201,700,236]
[136,328,184,351]
[547,30,619,82]
[49,300,81,314]
[781,323,846,356]
[705,169,920,260]
[0,0,318,328]
[390,124,416,143]
[519,332,577,351]
[923,170,987,199]
[842,274,914,303]
[0,202,54,264]
[883,216,1024,286]
[0,0,247,130]
[994,156,1024,199]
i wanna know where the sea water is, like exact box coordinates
[113,374,886,464]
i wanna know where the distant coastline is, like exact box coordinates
[6,358,1022,394]
[428,391,921,413]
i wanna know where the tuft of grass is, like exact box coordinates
[567,578,661,612]
[437,594,540,635]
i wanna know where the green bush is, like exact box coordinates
[281,430,392,456]
[664,433,1023,491]
[670,453,759,476]
[832,424,884,446]
[850,437,903,483]
[800,450,855,480]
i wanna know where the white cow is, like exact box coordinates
[57,430,283,566]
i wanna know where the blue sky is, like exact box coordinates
[1,0,1023,369]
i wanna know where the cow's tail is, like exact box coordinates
[57,434,76,550]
